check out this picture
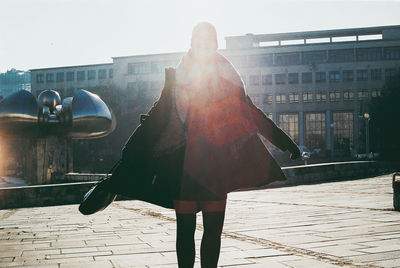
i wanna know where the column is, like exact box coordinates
[299,111,304,146]
[326,110,332,151]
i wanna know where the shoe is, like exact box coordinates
[78,177,117,215]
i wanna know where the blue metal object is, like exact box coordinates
[0,90,39,136]
[70,90,115,138]
[0,89,115,139]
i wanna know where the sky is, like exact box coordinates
[1,0,400,72]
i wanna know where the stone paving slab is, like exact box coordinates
[1,174,399,267]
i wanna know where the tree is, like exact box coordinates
[72,83,161,172]
[369,71,400,160]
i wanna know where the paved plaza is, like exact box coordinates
[1,173,400,267]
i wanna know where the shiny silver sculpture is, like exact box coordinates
[0,89,115,138]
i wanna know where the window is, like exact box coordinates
[262,74,272,85]
[230,56,247,68]
[289,92,299,103]
[77,71,85,81]
[109,69,114,78]
[128,81,148,91]
[385,68,397,80]
[328,49,355,62]
[329,71,340,82]
[384,47,400,60]
[302,72,312,83]
[275,94,286,104]
[88,70,96,80]
[358,90,369,99]
[128,62,150,74]
[66,72,75,81]
[371,89,381,98]
[288,73,299,84]
[259,55,273,66]
[67,88,75,97]
[333,112,353,153]
[249,75,260,85]
[264,94,273,104]
[371,69,382,80]
[46,73,54,83]
[357,48,382,61]
[275,53,300,65]
[248,56,260,67]
[127,82,135,89]
[342,70,354,81]
[279,114,299,143]
[344,91,354,100]
[57,89,65,97]
[151,81,162,90]
[250,94,263,105]
[56,72,64,82]
[315,92,326,102]
[275,73,286,84]
[98,69,107,79]
[151,62,163,73]
[315,72,326,83]
[305,113,326,151]
[329,91,340,102]
[302,51,327,64]
[36,74,44,83]
[302,92,313,103]
[356,70,368,81]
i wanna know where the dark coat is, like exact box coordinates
[106,65,299,208]
[175,52,299,200]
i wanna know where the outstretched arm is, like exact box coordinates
[246,95,301,159]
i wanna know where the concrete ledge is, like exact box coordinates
[0,161,380,209]
[63,173,108,182]
[282,160,379,185]
[0,182,95,209]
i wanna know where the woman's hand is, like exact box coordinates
[290,146,301,160]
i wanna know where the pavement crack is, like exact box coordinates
[0,210,16,220]
[229,199,393,211]
[220,230,382,268]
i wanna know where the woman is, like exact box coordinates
[173,22,300,267]
[80,21,300,267]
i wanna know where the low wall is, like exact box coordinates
[63,173,108,182]
[282,160,379,185]
[0,161,381,210]
[0,182,94,210]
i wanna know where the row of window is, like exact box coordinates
[230,46,400,68]
[277,112,353,151]
[245,68,398,86]
[128,60,178,75]
[36,69,114,83]
[127,81,163,90]
[252,89,381,105]
[125,48,400,75]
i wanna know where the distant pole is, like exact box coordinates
[364,113,370,155]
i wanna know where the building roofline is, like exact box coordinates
[29,62,113,72]
[225,25,400,42]
[112,51,185,60]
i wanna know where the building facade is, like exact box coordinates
[30,63,114,99]
[0,69,31,98]
[30,25,400,157]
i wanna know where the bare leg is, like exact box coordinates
[176,213,196,268]
[200,210,225,268]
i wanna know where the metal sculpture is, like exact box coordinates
[0,89,115,184]
[0,89,115,138]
